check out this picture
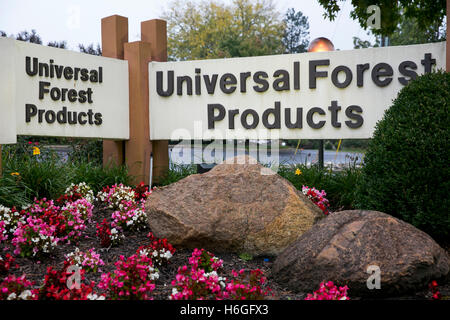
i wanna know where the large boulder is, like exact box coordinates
[145,155,323,256]
[271,210,450,297]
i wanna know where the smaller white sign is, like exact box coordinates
[0,38,130,140]
[0,38,17,144]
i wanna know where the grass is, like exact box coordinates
[69,160,133,194]
[0,143,133,208]
[155,163,197,187]
[0,173,33,209]
[278,163,362,212]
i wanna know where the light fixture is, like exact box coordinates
[308,37,335,52]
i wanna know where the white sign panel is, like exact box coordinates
[0,38,17,144]
[149,42,445,140]
[0,38,130,140]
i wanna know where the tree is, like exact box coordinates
[1,29,101,54]
[352,34,379,49]
[163,0,285,60]
[47,41,67,49]
[78,43,102,56]
[353,14,446,49]
[389,16,446,46]
[317,0,446,37]
[283,8,310,54]
[15,29,43,44]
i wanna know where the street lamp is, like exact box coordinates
[308,37,335,53]
[307,37,335,168]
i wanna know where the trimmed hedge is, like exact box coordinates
[356,70,449,241]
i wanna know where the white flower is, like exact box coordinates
[87,293,106,300]
[18,290,32,300]
[162,251,173,260]
[7,293,17,300]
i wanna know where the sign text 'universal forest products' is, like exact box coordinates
[0,38,129,140]
[149,42,445,140]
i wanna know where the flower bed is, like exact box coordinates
[0,181,448,300]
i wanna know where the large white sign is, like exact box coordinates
[149,42,445,140]
[0,37,130,140]
[0,38,16,144]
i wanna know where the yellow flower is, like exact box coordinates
[10,172,20,176]
[32,146,40,155]
[295,168,302,175]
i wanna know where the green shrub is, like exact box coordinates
[70,161,132,194]
[2,143,70,201]
[67,138,103,166]
[278,164,362,211]
[355,71,449,240]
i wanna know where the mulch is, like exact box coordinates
[1,205,449,300]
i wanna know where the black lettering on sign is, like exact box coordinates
[240,72,251,93]
[371,63,393,87]
[272,70,290,91]
[398,61,418,85]
[285,107,302,129]
[328,100,342,128]
[241,109,259,129]
[228,109,239,129]
[345,105,364,128]
[253,71,269,92]
[306,107,326,129]
[25,104,37,122]
[207,104,226,129]
[25,57,38,76]
[177,76,193,95]
[309,60,329,89]
[356,63,370,87]
[156,70,174,97]
[262,101,281,129]
[220,73,237,94]
[421,53,436,73]
[331,65,352,88]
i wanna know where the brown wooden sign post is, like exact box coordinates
[101,15,128,168]
[142,20,170,183]
[101,15,169,185]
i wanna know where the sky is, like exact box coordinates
[0,0,376,52]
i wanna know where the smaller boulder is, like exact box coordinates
[271,210,450,297]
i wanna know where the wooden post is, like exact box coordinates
[141,19,169,184]
[447,0,449,72]
[124,41,153,185]
[101,15,128,167]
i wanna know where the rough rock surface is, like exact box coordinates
[271,210,450,297]
[145,155,323,256]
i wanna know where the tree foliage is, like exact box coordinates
[352,33,379,49]
[317,0,446,37]
[78,43,102,56]
[47,41,68,49]
[163,0,289,60]
[389,16,446,46]
[353,14,446,49]
[0,29,101,55]
[283,8,310,54]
